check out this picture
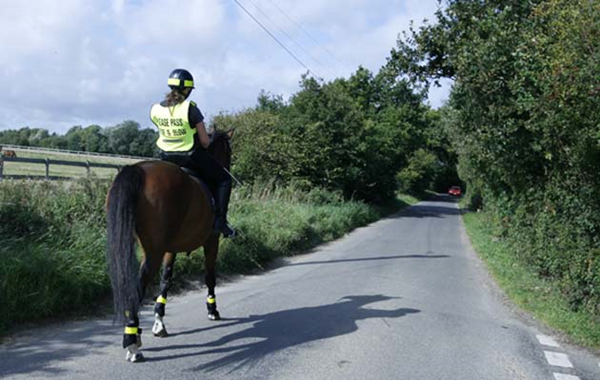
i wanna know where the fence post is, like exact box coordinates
[0,146,3,180]
[45,158,50,180]
[86,160,91,176]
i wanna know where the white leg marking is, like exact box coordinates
[544,351,573,368]
[125,344,145,363]
[152,314,168,337]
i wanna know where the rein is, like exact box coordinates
[208,132,243,187]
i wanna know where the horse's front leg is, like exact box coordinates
[152,252,176,337]
[204,235,221,320]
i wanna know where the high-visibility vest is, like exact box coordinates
[150,101,197,152]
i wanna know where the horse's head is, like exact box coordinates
[207,127,234,169]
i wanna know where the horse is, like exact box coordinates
[2,150,16,158]
[105,129,233,363]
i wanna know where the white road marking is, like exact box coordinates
[553,373,580,380]
[544,351,573,368]
[537,334,560,347]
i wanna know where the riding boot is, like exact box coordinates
[214,182,236,238]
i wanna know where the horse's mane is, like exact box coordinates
[208,129,231,149]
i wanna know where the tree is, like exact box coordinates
[256,90,285,113]
[129,128,158,157]
[81,125,109,153]
[389,0,600,312]
[106,121,143,155]
[65,126,85,151]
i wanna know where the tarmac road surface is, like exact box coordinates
[2,196,599,379]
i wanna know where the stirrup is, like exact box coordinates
[215,217,236,238]
[218,223,236,238]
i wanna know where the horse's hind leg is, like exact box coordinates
[152,252,176,337]
[204,235,221,320]
[123,253,162,362]
[123,310,144,363]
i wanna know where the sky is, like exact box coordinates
[0,0,451,134]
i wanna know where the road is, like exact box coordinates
[2,197,599,379]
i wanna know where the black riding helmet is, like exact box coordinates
[167,68,195,91]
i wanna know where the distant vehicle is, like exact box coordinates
[448,186,461,196]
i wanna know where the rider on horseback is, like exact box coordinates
[150,68,235,238]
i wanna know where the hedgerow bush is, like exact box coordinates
[392,0,599,315]
[486,186,600,314]
[0,178,111,334]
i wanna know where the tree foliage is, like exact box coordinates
[215,68,456,203]
[391,0,599,312]
[0,121,159,157]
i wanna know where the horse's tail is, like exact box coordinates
[106,165,144,324]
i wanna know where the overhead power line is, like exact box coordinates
[265,0,346,71]
[233,0,319,77]
[245,0,334,77]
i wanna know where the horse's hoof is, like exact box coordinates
[126,352,145,363]
[125,345,145,363]
[152,318,168,337]
[208,312,221,321]
[152,326,169,337]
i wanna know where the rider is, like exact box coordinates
[149,68,235,238]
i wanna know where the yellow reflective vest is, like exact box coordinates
[150,101,197,152]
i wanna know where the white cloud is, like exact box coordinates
[0,0,448,134]
[121,0,225,47]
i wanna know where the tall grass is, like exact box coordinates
[0,177,398,337]
[0,178,111,335]
[463,211,600,349]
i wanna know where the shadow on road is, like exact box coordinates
[386,196,463,220]
[0,320,115,378]
[430,194,461,204]
[287,253,450,267]
[144,295,420,373]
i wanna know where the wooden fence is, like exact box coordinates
[0,143,149,161]
[0,155,121,180]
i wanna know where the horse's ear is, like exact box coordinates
[226,128,235,139]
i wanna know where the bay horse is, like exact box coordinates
[106,129,233,362]
[2,150,16,158]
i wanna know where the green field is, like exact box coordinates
[2,148,147,179]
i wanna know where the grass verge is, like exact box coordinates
[463,211,600,350]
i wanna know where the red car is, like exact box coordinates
[448,186,461,196]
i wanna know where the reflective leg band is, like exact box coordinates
[125,327,138,335]
[157,295,167,304]
[207,296,216,304]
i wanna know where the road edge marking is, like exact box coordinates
[544,351,574,368]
